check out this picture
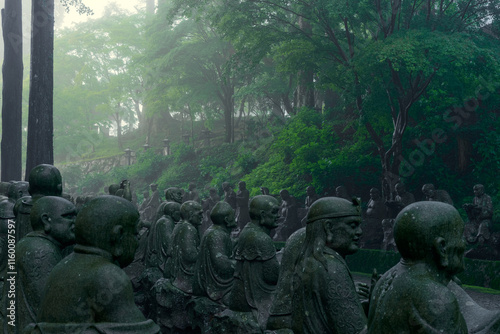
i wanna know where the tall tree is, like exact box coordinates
[1,0,23,181]
[25,0,92,178]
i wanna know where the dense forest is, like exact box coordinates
[6,0,500,220]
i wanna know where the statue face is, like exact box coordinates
[225,210,237,229]
[473,185,484,197]
[49,202,77,246]
[172,209,181,222]
[260,202,280,229]
[422,185,435,198]
[115,213,140,268]
[395,183,404,195]
[173,190,183,203]
[325,216,362,257]
[189,205,204,226]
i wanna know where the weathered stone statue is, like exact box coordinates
[235,181,251,231]
[228,195,280,327]
[16,197,77,332]
[381,218,397,251]
[291,197,367,334]
[273,189,300,241]
[305,186,320,210]
[171,200,203,294]
[165,187,183,204]
[193,201,237,305]
[222,182,237,210]
[144,183,160,223]
[463,184,493,244]
[114,179,132,202]
[385,182,416,217]
[362,188,386,249]
[260,187,270,195]
[200,187,220,235]
[421,183,454,205]
[367,201,467,333]
[14,164,63,241]
[139,190,150,218]
[267,227,306,331]
[183,182,200,203]
[144,201,181,276]
[29,195,159,333]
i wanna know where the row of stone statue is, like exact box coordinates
[0,164,498,333]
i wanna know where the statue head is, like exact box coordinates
[150,183,158,191]
[473,184,484,197]
[238,181,246,191]
[279,189,291,201]
[188,182,196,191]
[181,200,203,226]
[306,186,316,197]
[75,195,140,268]
[30,196,77,247]
[395,182,406,195]
[421,183,435,198]
[306,197,362,258]
[209,187,217,198]
[7,181,29,201]
[210,201,237,229]
[260,187,270,195]
[249,195,280,230]
[394,201,466,279]
[165,187,183,204]
[222,182,232,192]
[369,188,381,200]
[28,164,63,197]
[164,201,181,222]
[0,200,15,219]
[108,184,120,195]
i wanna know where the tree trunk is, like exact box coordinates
[1,1,23,181]
[25,0,54,180]
[114,111,123,150]
[296,16,315,110]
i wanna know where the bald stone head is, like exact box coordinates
[249,195,280,230]
[75,195,139,267]
[30,196,77,247]
[394,201,466,277]
[164,201,181,222]
[211,201,237,228]
[181,200,203,226]
[28,164,63,197]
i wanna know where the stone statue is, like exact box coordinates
[421,183,454,205]
[16,197,77,332]
[0,200,15,281]
[14,164,63,241]
[139,190,150,213]
[30,195,160,333]
[171,200,203,294]
[260,187,270,195]
[144,201,181,276]
[165,187,183,204]
[463,184,493,244]
[183,182,200,203]
[385,182,415,217]
[305,186,320,210]
[193,201,237,305]
[273,189,300,241]
[381,218,397,251]
[267,227,306,331]
[367,201,468,333]
[362,188,386,249]
[228,195,280,327]
[200,187,220,235]
[235,181,251,231]
[143,183,160,223]
[222,182,237,211]
[291,197,367,334]
[114,179,132,202]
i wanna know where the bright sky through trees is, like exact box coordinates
[58,0,144,29]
